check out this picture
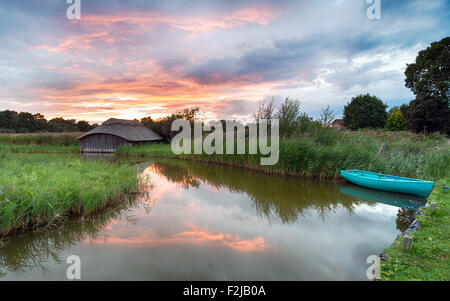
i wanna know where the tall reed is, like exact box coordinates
[0,153,138,236]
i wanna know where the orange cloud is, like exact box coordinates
[93,225,271,253]
[33,5,281,54]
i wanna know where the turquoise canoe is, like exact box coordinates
[340,170,434,197]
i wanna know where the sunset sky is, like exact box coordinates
[0,0,448,124]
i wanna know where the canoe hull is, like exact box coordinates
[340,170,434,198]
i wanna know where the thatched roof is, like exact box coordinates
[77,118,163,142]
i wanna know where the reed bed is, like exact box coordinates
[117,129,450,181]
[0,133,80,146]
[0,153,138,236]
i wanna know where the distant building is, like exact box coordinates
[77,118,163,153]
[331,119,345,130]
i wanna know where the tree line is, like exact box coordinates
[343,36,449,135]
[0,110,98,133]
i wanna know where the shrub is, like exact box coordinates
[343,94,388,130]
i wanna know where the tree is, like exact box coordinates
[319,105,335,127]
[386,107,407,131]
[405,36,449,99]
[18,112,37,133]
[76,120,92,132]
[402,96,450,134]
[33,113,48,132]
[0,110,19,131]
[275,97,302,138]
[47,118,78,132]
[403,37,450,135]
[254,97,277,123]
[141,107,202,140]
[343,94,387,130]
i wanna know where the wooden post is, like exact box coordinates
[429,202,437,211]
[403,235,413,250]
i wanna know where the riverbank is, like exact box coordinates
[0,129,448,180]
[0,153,138,237]
[117,129,449,180]
[381,178,450,280]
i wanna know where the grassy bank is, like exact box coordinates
[0,129,448,181]
[381,178,450,281]
[0,132,80,146]
[0,153,138,237]
[117,129,450,180]
[0,143,79,153]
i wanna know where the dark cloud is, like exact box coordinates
[0,0,448,120]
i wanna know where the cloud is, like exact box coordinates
[0,0,448,122]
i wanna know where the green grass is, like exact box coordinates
[117,129,450,181]
[0,143,79,153]
[0,153,138,236]
[381,178,450,281]
[0,133,80,146]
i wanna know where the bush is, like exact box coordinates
[403,96,450,135]
[343,94,388,130]
[386,107,408,131]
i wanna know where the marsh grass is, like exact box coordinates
[0,143,79,153]
[0,153,138,236]
[117,129,450,180]
[0,133,80,146]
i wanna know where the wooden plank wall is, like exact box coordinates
[79,134,132,153]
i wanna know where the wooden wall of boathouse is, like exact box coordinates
[79,133,132,153]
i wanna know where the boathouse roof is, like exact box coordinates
[77,118,163,142]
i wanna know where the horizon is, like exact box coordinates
[0,0,449,124]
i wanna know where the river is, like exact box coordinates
[0,158,426,280]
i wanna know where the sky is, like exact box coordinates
[0,0,448,124]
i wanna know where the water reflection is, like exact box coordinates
[0,158,422,280]
[81,152,116,162]
[149,160,370,223]
[0,198,139,277]
[339,184,426,210]
[339,183,426,233]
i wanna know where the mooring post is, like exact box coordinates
[429,202,437,211]
[403,235,413,250]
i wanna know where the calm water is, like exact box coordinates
[0,158,426,281]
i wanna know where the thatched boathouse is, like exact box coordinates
[77,118,163,153]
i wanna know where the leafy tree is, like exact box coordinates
[47,118,78,132]
[402,96,450,134]
[405,36,449,99]
[319,105,336,127]
[33,113,47,132]
[141,107,201,140]
[275,97,302,138]
[174,107,200,123]
[343,94,387,130]
[0,110,19,131]
[76,120,93,132]
[403,37,450,135]
[18,112,37,133]
[386,107,407,131]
